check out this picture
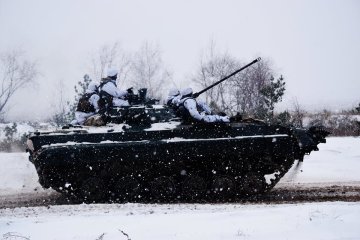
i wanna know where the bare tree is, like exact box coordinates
[193,41,241,113]
[291,98,306,127]
[192,40,286,120]
[50,79,71,126]
[0,50,38,119]
[128,41,172,99]
[89,42,131,87]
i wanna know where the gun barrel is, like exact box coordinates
[193,57,261,98]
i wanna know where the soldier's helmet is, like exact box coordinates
[107,68,118,77]
[181,88,193,98]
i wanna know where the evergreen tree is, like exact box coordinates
[67,74,93,120]
[258,75,286,120]
[355,103,360,114]
[4,123,17,142]
[276,111,292,126]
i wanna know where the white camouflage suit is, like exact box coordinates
[71,82,100,125]
[179,88,230,123]
[100,79,130,107]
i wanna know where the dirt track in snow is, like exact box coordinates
[1,182,360,209]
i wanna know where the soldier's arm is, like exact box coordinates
[184,99,204,121]
[197,100,212,114]
[102,83,127,98]
[89,94,100,112]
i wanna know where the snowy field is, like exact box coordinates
[1,202,360,240]
[0,137,360,239]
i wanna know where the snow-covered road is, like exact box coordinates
[0,137,359,239]
[280,136,360,185]
[1,202,360,240]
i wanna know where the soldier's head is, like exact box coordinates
[181,88,193,98]
[86,82,99,94]
[107,68,118,80]
[168,88,180,97]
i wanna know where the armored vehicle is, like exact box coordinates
[27,109,328,202]
[26,59,329,202]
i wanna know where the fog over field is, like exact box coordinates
[0,0,359,121]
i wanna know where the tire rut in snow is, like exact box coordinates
[255,185,360,203]
[1,184,360,209]
[0,192,68,209]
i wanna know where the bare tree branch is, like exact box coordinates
[50,79,71,125]
[129,41,172,99]
[0,50,38,119]
[291,98,306,127]
[193,41,283,118]
[89,42,131,88]
[119,229,131,240]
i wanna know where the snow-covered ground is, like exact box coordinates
[0,153,45,197]
[1,202,360,240]
[280,136,360,185]
[0,137,360,240]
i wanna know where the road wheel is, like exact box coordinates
[182,175,206,201]
[78,177,107,202]
[150,176,175,201]
[237,172,266,197]
[211,176,235,200]
[113,176,141,202]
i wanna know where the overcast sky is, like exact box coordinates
[0,0,359,121]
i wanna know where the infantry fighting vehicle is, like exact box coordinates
[26,59,329,202]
